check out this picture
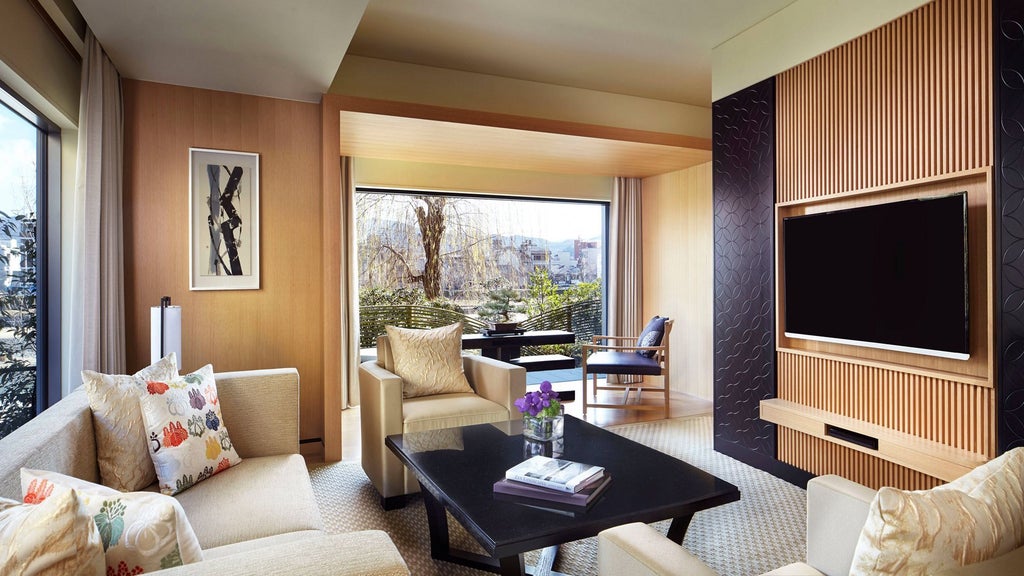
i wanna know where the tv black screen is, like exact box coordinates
[783,192,969,360]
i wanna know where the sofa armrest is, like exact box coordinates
[597,522,718,576]
[463,354,527,412]
[358,361,406,496]
[215,368,300,458]
[805,475,876,576]
[154,531,409,575]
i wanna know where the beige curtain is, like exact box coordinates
[69,29,125,377]
[341,157,361,407]
[608,177,644,384]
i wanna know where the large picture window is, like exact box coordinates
[356,189,607,367]
[0,85,59,440]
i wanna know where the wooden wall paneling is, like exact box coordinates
[773,0,995,488]
[123,80,325,444]
[777,0,992,203]
[994,0,1024,452]
[322,94,343,462]
[642,163,713,400]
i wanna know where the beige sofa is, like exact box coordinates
[359,335,526,508]
[0,368,409,576]
[598,474,1024,576]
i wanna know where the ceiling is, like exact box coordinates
[71,0,797,176]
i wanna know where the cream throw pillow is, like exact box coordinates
[0,491,106,576]
[850,447,1024,575]
[20,469,203,574]
[137,364,242,495]
[83,353,179,492]
[385,323,474,398]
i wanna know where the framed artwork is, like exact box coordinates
[189,148,260,290]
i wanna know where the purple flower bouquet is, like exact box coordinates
[515,381,564,441]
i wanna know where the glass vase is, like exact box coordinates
[522,407,564,441]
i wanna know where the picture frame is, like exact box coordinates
[189,148,260,290]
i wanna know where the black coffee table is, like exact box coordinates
[385,415,740,575]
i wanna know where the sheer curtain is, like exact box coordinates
[341,157,361,407]
[608,177,644,384]
[68,29,125,379]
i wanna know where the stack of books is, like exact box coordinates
[494,455,611,510]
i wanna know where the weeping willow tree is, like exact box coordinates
[358,193,502,302]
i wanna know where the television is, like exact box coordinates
[782,192,969,360]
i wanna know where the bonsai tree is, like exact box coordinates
[477,287,526,324]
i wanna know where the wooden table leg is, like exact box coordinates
[666,514,694,544]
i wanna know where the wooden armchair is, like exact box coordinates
[581,318,672,418]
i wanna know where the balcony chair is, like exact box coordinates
[582,316,672,419]
[358,323,526,510]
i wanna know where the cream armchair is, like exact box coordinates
[597,474,1024,576]
[359,335,526,509]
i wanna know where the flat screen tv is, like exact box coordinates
[782,192,969,360]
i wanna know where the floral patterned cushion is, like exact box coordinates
[385,322,474,398]
[850,447,1024,575]
[137,364,242,495]
[21,469,203,575]
[82,353,180,492]
[0,491,106,575]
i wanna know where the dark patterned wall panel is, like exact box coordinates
[713,77,777,458]
[996,0,1024,452]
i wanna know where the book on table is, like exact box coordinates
[493,473,612,510]
[504,455,605,493]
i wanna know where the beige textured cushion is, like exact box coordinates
[20,469,203,573]
[138,365,242,495]
[384,323,473,398]
[0,490,106,576]
[851,447,1024,575]
[172,455,323,550]
[402,393,509,433]
[83,353,179,491]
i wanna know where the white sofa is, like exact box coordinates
[0,368,409,576]
[598,474,1024,576]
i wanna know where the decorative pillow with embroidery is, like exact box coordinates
[82,353,180,491]
[850,447,1024,575]
[137,364,242,495]
[21,469,203,574]
[385,322,474,398]
[635,316,667,358]
[0,490,106,576]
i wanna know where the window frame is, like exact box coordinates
[0,80,61,414]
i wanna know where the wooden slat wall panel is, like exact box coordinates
[777,0,991,202]
[778,429,944,490]
[774,0,994,488]
[778,351,995,456]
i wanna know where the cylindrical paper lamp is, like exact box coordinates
[150,296,182,365]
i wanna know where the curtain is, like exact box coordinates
[341,157,361,407]
[68,29,125,379]
[608,177,644,384]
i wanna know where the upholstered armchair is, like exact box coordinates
[359,330,526,509]
[598,452,1024,576]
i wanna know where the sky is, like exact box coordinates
[0,104,37,216]
[461,196,604,243]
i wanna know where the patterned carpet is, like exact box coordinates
[309,416,806,575]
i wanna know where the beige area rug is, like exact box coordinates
[309,416,806,575]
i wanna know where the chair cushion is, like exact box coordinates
[21,469,204,573]
[586,351,663,376]
[850,447,1024,575]
[0,491,106,576]
[82,352,179,492]
[635,316,667,358]
[138,364,243,495]
[403,393,509,433]
[172,454,323,550]
[385,323,474,398]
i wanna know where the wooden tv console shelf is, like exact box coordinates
[760,398,988,482]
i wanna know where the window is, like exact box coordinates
[0,84,59,440]
[356,188,606,360]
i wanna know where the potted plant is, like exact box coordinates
[477,287,526,333]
